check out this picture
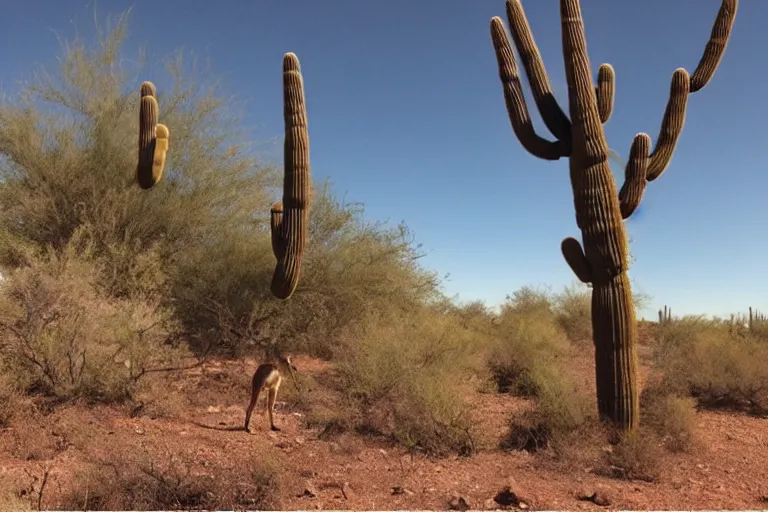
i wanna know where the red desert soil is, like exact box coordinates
[1,347,767,510]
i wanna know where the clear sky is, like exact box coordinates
[0,0,765,320]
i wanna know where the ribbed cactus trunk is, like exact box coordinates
[560,0,640,429]
[592,275,638,428]
[489,0,737,432]
[270,53,311,300]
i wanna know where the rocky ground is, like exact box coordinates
[1,351,767,510]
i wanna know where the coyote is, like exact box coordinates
[244,355,297,432]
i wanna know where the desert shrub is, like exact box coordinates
[0,14,275,285]
[503,366,596,453]
[0,372,21,428]
[640,385,698,453]
[0,237,190,402]
[750,321,768,341]
[499,286,557,323]
[553,282,592,343]
[0,12,283,355]
[335,308,480,456]
[489,295,570,396]
[0,485,29,511]
[174,188,442,358]
[595,430,663,482]
[62,450,283,510]
[652,317,768,413]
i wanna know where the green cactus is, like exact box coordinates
[490,0,737,431]
[270,53,311,300]
[136,81,170,190]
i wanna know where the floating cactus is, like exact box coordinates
[270,53,311,300]
[490,0,737,431]
[136,81,170,190]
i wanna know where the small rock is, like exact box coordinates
[134,428,145,435]
[302,482,317,498]
[391,486,413,495]
[299,470,316,478]
[295,436,305,445]
[448,495,470,511]
[494,485,523,507]
[576,490,610,507]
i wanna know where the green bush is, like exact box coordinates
[502,365,596,453]
[0,237,189,402]
[640,385,698,453]
[652,317,768,413]
[334,308,481,456]
[489,291,570,396]
[553,282,592,343]
[596,430,663,482]
[61,449,283,510]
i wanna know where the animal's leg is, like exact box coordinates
[244,387,262,432]
[268,387,280,431]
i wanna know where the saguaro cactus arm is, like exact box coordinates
[690,0,739,93]
[561,237,592,284]
[618,133,651,219]
[490,6,617,161]
[490,19,568,161]
[270,200,286,261]
[270,52,311,300]
[595,64,614,124]
[503,0,571,146]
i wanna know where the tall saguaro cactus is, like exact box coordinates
[136,81,170,189]
[490,0,737,431]
[270,53,312,300]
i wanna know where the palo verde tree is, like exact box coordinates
[489,0,737,432]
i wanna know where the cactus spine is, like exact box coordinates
[270,53,311,300]
[136,81,170,189]
[490,0,737,432]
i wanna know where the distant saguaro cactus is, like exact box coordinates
[270,53,312,300]
[136,81,170,189]
[749,307,766,330]
[490,0,737,431]
[658,305,672,324]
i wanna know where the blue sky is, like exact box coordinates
[0,0,764,319]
